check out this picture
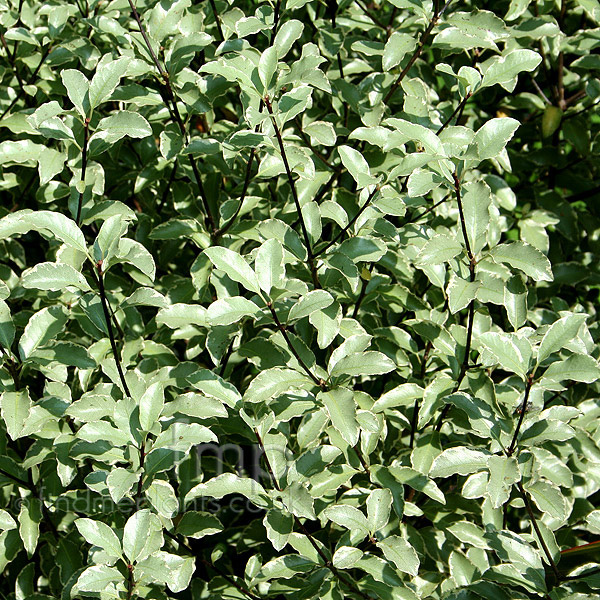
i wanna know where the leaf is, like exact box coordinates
[274,20,304,58]
[139,381,164,432]
[489,241,552,282]
[447,273,480,314]
[377,536,420,576]
[323,504,370,537]
[543,353,600,384]
[18,306,67,360]
[176,511,223,539]
[319,388,359,446]
[255,238,285,295]
[367,488,392,533]
[21,262,91,292]
[75,518,122,559]
[330,351,396,378]
[106,468,138,503]
[474,117,520,160]
[95,111,152,143]
[258,46,278,91]
[207,296,260,326]
[430,447,491,478]
[0,390,31,440]
[382,32,416,71]
[88,57,129,109]
[288,290,334,321]
[503,274,528,330]
[481,49,542,91]
[75,565,123,593]
[136,551,195,593]
[0,299,15,349]
[123,509,163,563]
[60,69,89,118]
[18,210,87,253]
[185,473,268,507]
[479,331,532,378]
[416,233,463,265]
[156,303,207,328]
[338,145,378,188]
[264,509,294,551]
[244,368,314,403]
[204,247,260,294]
[18,498,41,557]
[537,313,587,364]
[486,455,520,509]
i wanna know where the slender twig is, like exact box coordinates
[530,76,552,106]
[0,344,20,390]
[208,0,224,42]
[436,92,472,135]
[355,0,387,29]
[517,481,561,582]
[402,193,451,226]
[128,0,215,232]
[354,445,371,477]
[565,184,600,203]
[267,302,326,390]
[219,339,235,377]
[157,161,178,213]
[383,0,453,105]
[0,467,32,490]
[0,43,52,120]
[96,263,131,398]
[200,558,262,600]
[76,117,90,225]
[351,266,372,319]
[293,118,337,170]
[435,173,476,432]
[314,186,379,257]
[254,430,373,600]
[507,373,534,456]
[264,97,320,288]
[273,0,282,34]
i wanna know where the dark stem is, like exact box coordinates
[127,0,165,77]
[355,0,387,29]
[273,0,282,34]
[96,264,131,398]
[157,161,178,213]
[314,186,379,257]
[76,117,90,225]
[383,0,452,105]
[517,481,561,582]
[218,339,235,377]
[436,92,472,135]
[200,558,262,600]
[267,302,326,390]
[264,97,320,288]
[507,374,534,456]
[208,0,224,42]
[351,268,372,319]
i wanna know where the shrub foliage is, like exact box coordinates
[0,0,599,598]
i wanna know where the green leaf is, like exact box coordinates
[75,518,122,559]
[18,498,41,557]
[204,247,260,294]
[338,145,378,189]
[479,331,532,378]
[106,468,138,503]
[537,313,587,364]
[481,49,542,91]
[95,111,152,143]
[88,57,129,110]
[542,353,600,384]
[264,509,294,551]
[0,389,31,440]
[330,351,396,378]
[288,290,334,321]
[139,381,164,432]
[447,273,480,314]
[21,262,91,292]
[274,20,304,58]
[0,299,15,349]
[207,296,260,326]
[176,511,223,539]
[185,473,268,508]
[382,32,416,71]
[255,238,285,295]
[323,504,370,537]
[503,274,528,330]
[18,306,67,360]
[486,455,520,508]
[123,509,163,563]
[377,535,420,576]
[474,117,520,160]
[136,551,195,593]
[416,233,463,265]
[156,303,207,328]
[60,69,90,118]
[319,388,359,446]
[75,565,124,593]
[430,447,491,478]
[489,241,552,282]
[366,488,392,533]
[258,46,278,91]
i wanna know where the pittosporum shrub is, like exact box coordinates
[0,0,599,598]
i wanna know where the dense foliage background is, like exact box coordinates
[0,0,599,598]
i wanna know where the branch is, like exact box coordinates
[436,91,472,135]
[208,0,224,42]
[264,97,320,288]
[267,302,326,390]
[507,373,534,456]
[95,263,131,398]
[383,0,453,105]
[76,117,90,225]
